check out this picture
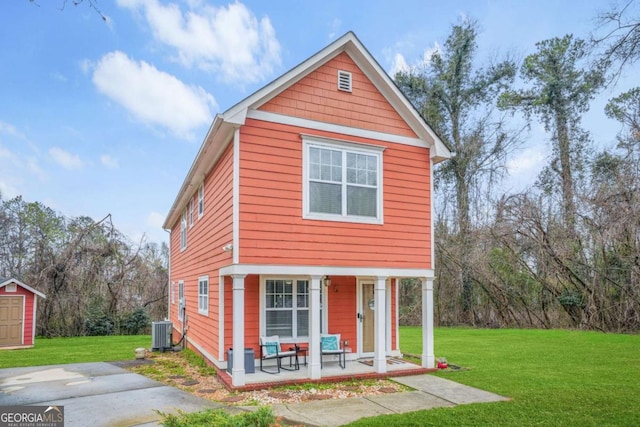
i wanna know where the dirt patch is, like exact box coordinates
[124,351,409,406]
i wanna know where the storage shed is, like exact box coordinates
[0,278,46,349]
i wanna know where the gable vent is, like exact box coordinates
[338,70,352,92]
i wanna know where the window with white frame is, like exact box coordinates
[178,280,185,321]
[180,210,187,250]
[198,276,209,315]
[198,183,204,218]
[304,137,383,223]
[264,278,323,339]
[188,197,194,227]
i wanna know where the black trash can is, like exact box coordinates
[227,348,255,374]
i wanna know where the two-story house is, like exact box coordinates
[163,32,451,387]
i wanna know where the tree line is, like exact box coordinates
[0,195,168,336]
[397,2,640,332]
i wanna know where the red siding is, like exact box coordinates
[260,52,417,138]
[238,119,431,268]
[169,142,234,360]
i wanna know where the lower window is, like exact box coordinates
[264,278,323,339]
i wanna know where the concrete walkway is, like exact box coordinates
[0,362,221,426]
[0,362,507,427]
[264,375,509,426]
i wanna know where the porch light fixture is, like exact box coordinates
[323,276,331,287]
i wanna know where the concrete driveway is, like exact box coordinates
[0,362,220,426]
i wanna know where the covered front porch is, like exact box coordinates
[217,353,431,391]
[219,265,436,388]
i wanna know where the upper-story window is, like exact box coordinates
[188,197,194,227]
[198,183,204,218]
[303,136,384,224]
[180,210,187,251]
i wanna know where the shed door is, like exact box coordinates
[0,297,23,346]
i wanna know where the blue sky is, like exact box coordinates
[0,0,636,244]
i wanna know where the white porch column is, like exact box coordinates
[421,277,435,368]
[231,274,247,386]
[308,275,322,379]
[374,276,387,373]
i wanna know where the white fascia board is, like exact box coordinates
[342,38,452,163]
[0,278,46,299]
[248,110,427,148]
[163,115,233,229]
[222,35,351,124]
[219,264,435,279]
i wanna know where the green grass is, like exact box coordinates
[158,407,277,427]
[347,327,640,426]
[0,335,151,368]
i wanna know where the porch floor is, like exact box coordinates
[218,356,432,391]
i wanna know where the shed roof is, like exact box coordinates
[0,277,46,299]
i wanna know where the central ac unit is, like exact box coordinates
[152,321,173,351]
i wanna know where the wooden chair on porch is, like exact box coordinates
[320,333,346,369]
[259,335,298,374]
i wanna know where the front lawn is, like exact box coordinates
[0,335,151,368]
[347,327,640,426]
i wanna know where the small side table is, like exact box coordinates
[291,345,308,366]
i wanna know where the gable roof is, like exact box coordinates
[0,277,46,299]
[163,31,451,230]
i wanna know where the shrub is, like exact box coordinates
[121,308,150,335]
[159,407,277,427]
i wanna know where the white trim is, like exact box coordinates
[197,183,205,218]
[4,284,16,292]
[302,137,384,224]
[309,275,322,379]
[422,278,435,368]
[187,336,224,369]
[395,278,400,352]
[386,279,392,354]
[374,276,387,373]
[0,278,46,299]
[180,210,188,251]
[198,275,209,316]
[259,275,325,342]
[178,280,185,322]
[232,127,240,265]
[188,197,194,227]
[231,274,247,386]
[223,32,450,161]
[221,263,434,279]
[218,273,225,361]
[32,294,37,346]
[430,158,435,270]
[248,109,427,149]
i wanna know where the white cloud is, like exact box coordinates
[0,120,28,140]
[100,154,119,169]
[92,51,216,139]
[117,0,281,83]
[507,146,546,175]
[390,53,410,77]
[328,18,342,39]
[49,147,84,170]
[388,43,440,77]
[147,211,165,228]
